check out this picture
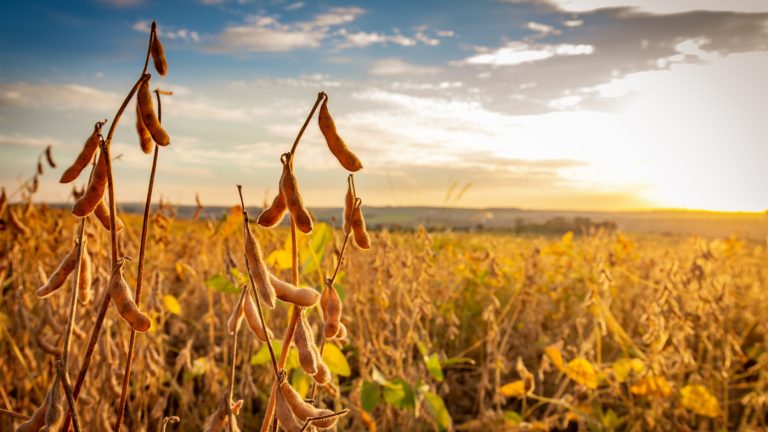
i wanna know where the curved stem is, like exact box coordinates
[260,218,303,432]
[114,85,165,432]
[62,29,154,430]
[289,92,326,158]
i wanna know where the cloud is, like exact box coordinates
[536,0,768,14]
[285,2,304,10]
[0,134,61,149]
[369,58,443,75]
[527,21,560,36]
[208,7,364,52]
[462,42,594,66]
[133,20,200,42]
[337,27,451,49]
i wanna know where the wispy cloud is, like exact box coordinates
[133,20,200,42]
[461,42,594,66]
[534,0,768,14]
[369,58,443,75]
[337,27,451,49]
[207,7,364,52]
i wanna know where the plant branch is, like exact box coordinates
[289,92,326,158]
[0,408,30,421]
[114,87,167,431]
[237,185,280,378]
[57,360,81,432]
[63,28,154,430]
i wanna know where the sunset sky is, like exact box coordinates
[1,0,766,211]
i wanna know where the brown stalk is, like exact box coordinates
[258,92,327,432]
[114,87,169,431]
[227,287,246,431]
[298,408,350,432]
[62,21,157,432]
[306,187,359,401]
[0,408,30,421]
[237,185,280,377]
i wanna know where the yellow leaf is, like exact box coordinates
[630,375,671,398]
[680,385,721,417]
[545,343,565,372]
[322,343,351,377]
[565,357,598,389]
[162,294,182,315]
[267,249,293,270]
[561,231,573,245]
[499,380,527,398]
[613,358,645,383]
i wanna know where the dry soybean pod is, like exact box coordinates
[137,78,170,146]
[350,198,371,250]
[318,96,363,172]
[0,187,7,215]
[257,191,287,228]
[343,178,354,233]
[334,322,347,340]
[293,314,318,375]
[275,385,303,432]
[8,208,31,237]
[78,241,93,304]
[94,197,125,231]
[279,155,313,234]
[72,149,108,217]
[36,240,80,298]
[269,272,320,307]
[45,145,56,168]
[37,161,44,175]
[227,293,246,335]
[135,100,154,154]
[45,375,64,431]
[150,31,168,77]
[60,121,103,184]
[322,284,342,339]
[279,381,338,429]
[245,221,276,308]
[109,259,151,333]
[243,290,274,342]
[313,360,331,385]
[93,197,125,232]
[15,384,51,432]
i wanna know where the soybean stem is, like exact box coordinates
[289,92,326,158]
[114,88,165,431]
[63,24,155,431]
[237,185,280,378]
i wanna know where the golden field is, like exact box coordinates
[1,206,766,431]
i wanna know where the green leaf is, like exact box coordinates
[425,353,444,382]
[322,343,351,377]
[301,222,332,275]
[251,341,282,366]
[230,268,248,286]
[423,391,452,431]
[382,378,415,409]
[371,366,388,386]
[361,380,381,412]
[162,294,182,315]
[206,274,238,294]
[441,357,475,367]
[291,369,313,398]
[503,410,522,425]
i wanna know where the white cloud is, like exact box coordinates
[209,7,364,52]
[369,58,442,75]
[563,19,583,27]
[538,0,768,14]
[527,21,559,36]
[133,20,200,43]
[462,42,594,66]
[337,27,451,49]
[285,2,304,11]
[436,30,455,38]
[0,134,61,149]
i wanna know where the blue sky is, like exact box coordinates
[1,0,767,211]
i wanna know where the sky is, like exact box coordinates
[0,0,766,211]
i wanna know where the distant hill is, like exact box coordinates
[49,203,768,240]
